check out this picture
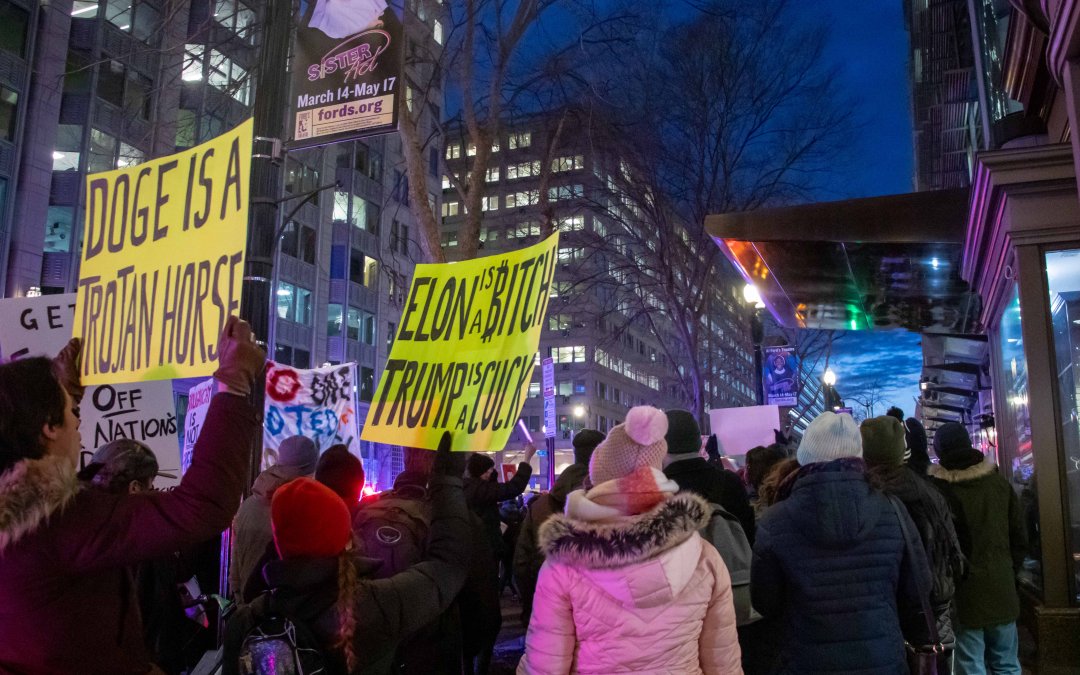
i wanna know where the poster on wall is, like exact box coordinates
[289,0,403,149]
[361,233,560,452]
[264,361,361,469]
[74,119,252,385]
[762,345,799,407]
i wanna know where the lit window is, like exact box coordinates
[445,144,461,159]
[481,196,498,212]
[441,201,459,217]
[556,215,584,231]
[485,167,499,182]
[433,19,443,44]
[508,132,531,149]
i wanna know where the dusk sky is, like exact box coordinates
[789,0,924,418]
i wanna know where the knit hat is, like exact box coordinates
[932,422,983,470]
[797,411,862,466]
[665,410,701,459]
[276,435,319,476]
[572,429,605,465]
[271,477,352,559]
[466,452,495,478]
[589,405,668,486]
[315,444,365,504]
[860,416,906,467]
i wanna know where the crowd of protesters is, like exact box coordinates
[0,322,1030,674]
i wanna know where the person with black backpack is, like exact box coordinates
[222,431,472,675]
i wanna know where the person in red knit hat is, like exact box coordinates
[223,432,472,675]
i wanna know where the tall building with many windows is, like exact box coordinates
[441,115,757,477]
[0,0,446,487]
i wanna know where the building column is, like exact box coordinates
[1060,59,1080,206]
[5,0,72,296]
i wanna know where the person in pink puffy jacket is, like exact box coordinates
[517,405,742,675]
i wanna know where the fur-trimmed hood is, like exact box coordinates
[0,454,79,554]
[539,492,711,569]
[928,458,997,484]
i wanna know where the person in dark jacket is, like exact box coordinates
[863,416,963,673]
[663,409,755,542]
[463,444,535,673]
[224,432,472,675]
[929,422,1026,675]
[0,316,264,675]
[514,428,604,627]
[228,434,320,598]
[751,411,932,674]
[905,417,931,475]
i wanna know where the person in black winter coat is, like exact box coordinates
[513,429,604,628]
[222,433,472,675]
[905,417,931,475]
[462,444,535,674]
[863,416,963,674]
[663,410,755,542]
[751,412,932,674]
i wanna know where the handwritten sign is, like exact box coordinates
[264,361,360,469]
[0,294,78,362]
[362,233,559,452]
[74,119,252,385]
[181,378,216,475]
[79,380,181,488]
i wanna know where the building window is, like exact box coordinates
[552,155,584,172]
[548,314,571,331]
[445,143,461,160]
[276,283,313,325]
[44,207,74,253]
[485,167,500,183]
[208,49,250,104]
[507,160,540,180]
[334,192,379,233]
[360,367,375,402]
[481,196,498,212]
[52,125,82,171]
[183,44,204,81]
[88,129,117,173]
[433,18,443,44]
[350,249,375,285]
[117,142,144,168]
[549,184,584,201]
[214,0,255,42]
[528,382,540,398]
[282,222,316,264]
[441,201,459,217]
[0,85,16,141]
[327,303,343,337]
[387,322,396,349]
[508,132,531,149]
[0,0,28,57]
[428,146,439,177]
[550,345,585,363]
[506,190,538,209]
[556,215,585,231]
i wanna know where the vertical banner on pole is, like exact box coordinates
[762,345,799,407]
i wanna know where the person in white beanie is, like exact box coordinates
[750,411,932,674]
[517,406,741,675]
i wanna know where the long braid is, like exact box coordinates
[335,544,360,672]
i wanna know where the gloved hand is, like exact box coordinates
[212,316,266,397]
[433,431,466,477]
[52,338,84,404]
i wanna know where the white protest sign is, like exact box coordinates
[182,378,216,476]
[263,361,361,470]
[0,294,183,486]
[0,294,78,362]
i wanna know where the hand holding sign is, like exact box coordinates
[213,316,265,396]
[52,338,85,403]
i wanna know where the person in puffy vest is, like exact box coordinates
[223,433,472,675]
[751,411,932,674]
[518,406,741,674]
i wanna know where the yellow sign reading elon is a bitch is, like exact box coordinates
[362,232,560,452]
[74,118,253,385]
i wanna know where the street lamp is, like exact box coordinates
[573,405,585,418]
[742,283,765,308]
[823,368,837,387]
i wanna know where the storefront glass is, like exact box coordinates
[998,284,1042,594]
[1045,248,1080,602]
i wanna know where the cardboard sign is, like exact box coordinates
[362,233,560,452]
[181,378,216,475]
[264,361,361,469]
[80,380,181,488]
[0,295,78,362]
[709,405,782,457]
[74,119,253,385]
[290,0,403,148]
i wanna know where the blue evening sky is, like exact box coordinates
[790,0,924,417]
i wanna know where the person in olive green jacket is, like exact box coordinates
[929,423,1027,675]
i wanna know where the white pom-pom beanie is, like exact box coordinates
[588,405,669,486]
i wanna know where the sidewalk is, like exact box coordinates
[490,592,526,674]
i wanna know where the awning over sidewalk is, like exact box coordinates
[706,189,979,332]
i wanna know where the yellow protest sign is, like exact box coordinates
[362,233,560,451]
[74,118,253,384]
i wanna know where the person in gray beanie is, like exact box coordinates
[228,435,319,598]
[751,411,932,674]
